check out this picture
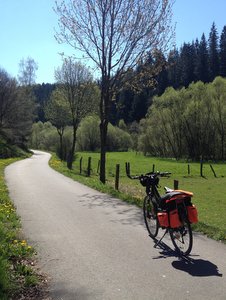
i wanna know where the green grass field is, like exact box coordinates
[50,151,226,242]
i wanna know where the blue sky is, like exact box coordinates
[0,0,226,84]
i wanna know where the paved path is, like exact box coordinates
[5,150,226,300]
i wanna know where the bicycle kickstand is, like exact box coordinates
[153,229,169,248]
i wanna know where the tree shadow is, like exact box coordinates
[78,193,144,227]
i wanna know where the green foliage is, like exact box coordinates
[138,77,226,160]
[76,115,100,151]
[107,124,133,151]
[29,121,59,151]
[45,88,71,128]
[76,115,133,152]
[31,117,133,156]
[0,257,10,299]
[0,136,28,159]
[0,68,35,156]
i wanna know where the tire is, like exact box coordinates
[169,220,193,256]
[143,195,159,238]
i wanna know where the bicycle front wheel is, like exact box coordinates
[169,221,193,256]
[143,195,159,239]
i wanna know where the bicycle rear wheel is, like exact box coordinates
[143,195,159,238]
[169,221,193,256]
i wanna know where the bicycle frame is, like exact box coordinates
[126,167,196,256]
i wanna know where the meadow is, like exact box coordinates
[50,151,226,242]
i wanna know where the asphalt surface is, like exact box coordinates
[5,150,226,300]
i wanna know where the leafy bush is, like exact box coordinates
[107,124,132,151]
[76,115,133,152]
[0,136,27,158]
[76,115,100,151]
[29,121,58,151]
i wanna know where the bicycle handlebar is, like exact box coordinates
[127,171,171,180]
[126,163,171,180]
[125,162,171,179]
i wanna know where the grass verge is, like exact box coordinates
[0,157,48,299]
[49,152,226,243]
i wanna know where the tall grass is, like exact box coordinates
[50,152,226,242]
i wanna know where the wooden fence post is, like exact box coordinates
[87,157,91,177]
[115,164,120,190]
[126,162,130,176]
[97,160,100,174]
[200,159,203,177]
[152,164,155,173]
[188,164,190,175]
[174,180,179,190]
[210,164,217,177]
[79,157,83,174]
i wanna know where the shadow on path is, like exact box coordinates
[172,257,223,277]
[151,238,223,277]
[78,193,144,227]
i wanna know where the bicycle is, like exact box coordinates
[126,166,198,256]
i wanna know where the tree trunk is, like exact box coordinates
[99,119,108,183]
[99,80,110,184]
[67,124,77,170]
[57,128,64,161]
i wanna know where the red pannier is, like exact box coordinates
[157,212,169,228]
[187,204,198,224]
[157,209,182,228]
[169,209,182,228]
[160,189,198,227]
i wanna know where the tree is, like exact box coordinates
[0,69,18,139]
[208,23,220,82]
[211,77,226,160]
[33,83,56,122]
[18,57,38,86]
[45,88,71,160]
[55,57,99,169]
[76,115,100,151]
[179,42,197,87]
[195,34,209,83]
[55,0,174,183]
[0,68,34,150]
[167,48,181,89]
[219,26,226,78]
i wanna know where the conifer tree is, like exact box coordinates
[219,26,226,77]
[208,22,220,81]
[167,49,181,88]
[195,34,209,82]
[179,42,196,87]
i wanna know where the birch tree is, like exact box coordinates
[55,0,174,183]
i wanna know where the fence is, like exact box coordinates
[78,157,218,192]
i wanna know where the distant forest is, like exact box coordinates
[33,22,226,125]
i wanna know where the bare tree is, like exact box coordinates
[55,57,99,169]
[55,0,175,183]
[18,57,38,86]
